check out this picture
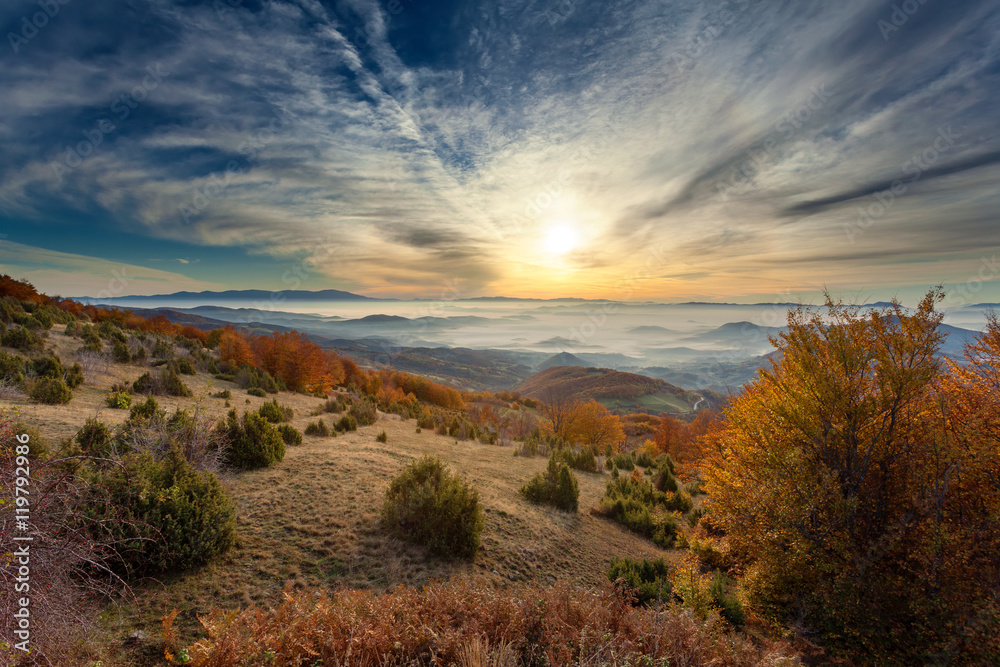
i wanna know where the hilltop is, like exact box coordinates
[517,365,701,414]
[535,351,593,371]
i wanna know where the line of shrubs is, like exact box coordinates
[0,349,84,404]
[598,464,692,548]
[132,367,192,397]
[607,556,744,627]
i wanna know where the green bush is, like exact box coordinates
[29,377,72,404]
[220,409,285,469]
[2,421,48,460]
[322,397,344,413]
[655,469,679,493]
[16,314,42,330]
[608,557,674,605]
[152,338,173,359]
[709,572,745,627]
[63,362,84,388]
[381,456,484,559]
[598,474,683,547]
[132,368,192,397]
[165,357,196,375]
[0,350,28,386]
[304,420,330,437]
[607,452,635,471]
[105,390,132,409]
[258,399,294,423]
[161,368,192,397]
[75,418,114,457]
[335,414,357,432]
[277,424,303,446]
[519,454,580,512]
[80,448,236,576]
[247,387,267,398]
[112,340,131,363]
[635,450,656,468]
[234,364,280,393]
[349,396,377,426]
[213,388,232,399]
[97,321,124,341]
[129,395,161,421]
[376,430,388,443]
[132,371,156,394]
[554,446,599,473]
[32,354,63,379]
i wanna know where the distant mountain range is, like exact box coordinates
[72,288,914,308]
[74,288,382,303]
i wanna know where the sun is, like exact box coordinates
[543,224,579,256]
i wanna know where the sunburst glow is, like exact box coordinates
[544,224,579,257]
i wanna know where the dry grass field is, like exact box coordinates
[2,325,680,664]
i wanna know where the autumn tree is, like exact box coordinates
[652,414,687,458]
[653,410,720,462]
[248,332,332,394]
[704,290,1000,663]
[0,274,47,304]
[218,325,254,368]
[569,399,625,449]
[542,393,624,450]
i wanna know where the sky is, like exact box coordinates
[1,0,999,303]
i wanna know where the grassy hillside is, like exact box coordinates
[2,324,683,665]
[517,365,702,414]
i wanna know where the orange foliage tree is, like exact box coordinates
[0,274,48,304]
[543,396,624,450]
[704,290,1000,662]
[652,410,720,462]
[218,325,254,368]
[249,331,333,394]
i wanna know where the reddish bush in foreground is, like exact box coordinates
[181,580,799,666]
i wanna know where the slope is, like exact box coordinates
[517,365,701,414]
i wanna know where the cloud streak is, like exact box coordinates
[0,0,998,301]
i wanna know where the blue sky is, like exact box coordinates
[1,0,998,302]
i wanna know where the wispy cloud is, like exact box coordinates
[0,0,998,300]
